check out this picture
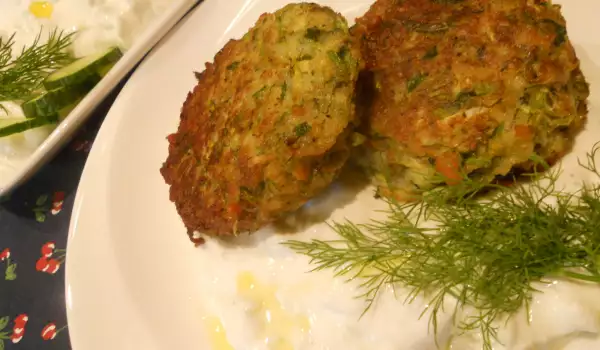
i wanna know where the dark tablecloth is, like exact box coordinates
[0,81,127,350]
[0,3,208,348]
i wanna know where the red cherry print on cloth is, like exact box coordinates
[36,257,60,274]
[0,248,9,261]
[46,259,60,274]
[71,139,92,152]
[0,248,17,280]
[51,191,65,215]
[40,322,66,341]
[36,242,65,275]
[36,256,51,273]
[11,332,23,344]
[14,314,28,326]
[11,313,28,344]
[41,242,55,258]
[41,323,57,340]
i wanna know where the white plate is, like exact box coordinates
[0,0,199,196]
[66,1,600,349]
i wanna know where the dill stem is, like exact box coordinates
[0,28,74,101]
[560,270,600,283]
[285,142,600,350]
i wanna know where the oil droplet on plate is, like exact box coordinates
[29,1,54,19]
[203,315,234,350]
[237,271,310,350]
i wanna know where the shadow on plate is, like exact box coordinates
[215,163,371,249]
[273,163,371,234]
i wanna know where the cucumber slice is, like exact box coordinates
[57,97,85,120]
[0,119,22,129]
[43,47,123,90]
[21,82,96,119]
[0,116,58,138]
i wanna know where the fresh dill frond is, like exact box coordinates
[0,28,75,101]
[285,143,600,350]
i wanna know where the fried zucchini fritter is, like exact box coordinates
[161,3,362,240]
[353,0,589,199]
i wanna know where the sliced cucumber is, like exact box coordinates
[21,82,96,119]
[0,118,22,129]
[57,97,85,120]
[0,115,58,138]
[43,47,123,90]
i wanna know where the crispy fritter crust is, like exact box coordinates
[353,0,589,199]
[161,3,362,239]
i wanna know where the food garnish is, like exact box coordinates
[0,29,74,102]
[0,28,122,138]
[43,46,123,90]
[0,116,58,137]
[286,143,600,350]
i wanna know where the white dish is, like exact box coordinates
[0,0,199,196]
[66,0,600,349]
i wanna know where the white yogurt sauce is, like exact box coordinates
[191,149,600,350]
[0,102,54,180]
[196,237,600,350]
[0,0,174,185]
[197,238,600,350]
[0,0,174,57]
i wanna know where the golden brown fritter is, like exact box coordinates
[352,0,589,200]
[161,3,362,241]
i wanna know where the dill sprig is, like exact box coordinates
[0,28,75,101]
[284,143,600,350]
